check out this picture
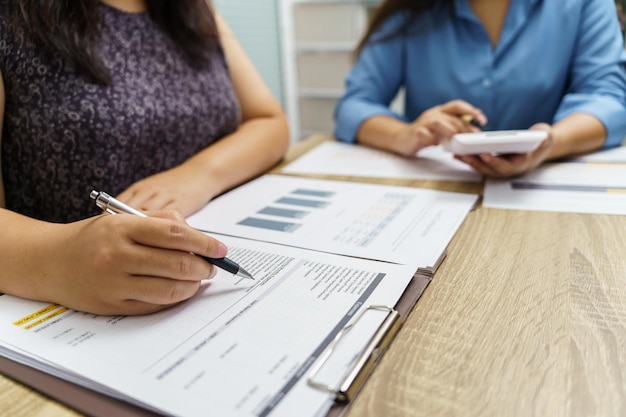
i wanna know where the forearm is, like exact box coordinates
[0,209,63,301]
[189,11,289,199]
[356,115,408,153]
[547,113,607,160]
[356,100,485,156]
[184,114,289,198]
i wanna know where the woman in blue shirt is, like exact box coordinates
[334,0,626,177]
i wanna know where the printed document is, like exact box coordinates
[0,235,417,417]
[187,175,479,267]
[484,161,626,215]
[281,141,481,182]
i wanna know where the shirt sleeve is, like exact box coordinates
[554,0,626,148]
[333,14,408,143]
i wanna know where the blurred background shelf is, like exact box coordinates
[280,0,380,141]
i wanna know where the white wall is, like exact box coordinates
[213,0,285,105]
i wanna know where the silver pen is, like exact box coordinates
[90,190,254,280]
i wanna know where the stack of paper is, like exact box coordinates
[0,174,479,417]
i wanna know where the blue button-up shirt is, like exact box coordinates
[334,0,626,148]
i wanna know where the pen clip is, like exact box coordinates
[90,190,114,214]
[307,305,402,403]
[90,190,146,217]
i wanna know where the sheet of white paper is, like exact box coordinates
[483,162,626,215]
[0,235,417,417]
[569,145,626,163]
[187,175,478,268]
[281,141,481,182]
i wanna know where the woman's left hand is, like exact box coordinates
[117,165,216,217]
[454,123,554,178]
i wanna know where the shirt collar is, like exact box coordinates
[453,0,542,23]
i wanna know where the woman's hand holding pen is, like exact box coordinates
[46,211,227,315]
[389,100,486,157]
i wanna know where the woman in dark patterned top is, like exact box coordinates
[0,0,289,315]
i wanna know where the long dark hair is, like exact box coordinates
[355,0,452,58]
[3,0,220,84]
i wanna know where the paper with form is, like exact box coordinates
[0,235,417,417]
[483,161,626,215]
[281,141,482,182]
[187,175,478,268]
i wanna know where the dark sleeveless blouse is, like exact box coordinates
[0,3,241,223]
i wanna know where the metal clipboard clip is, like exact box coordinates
[307,305,403,403]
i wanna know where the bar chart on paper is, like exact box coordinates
[237,186,414,248]
[238,188,333,233]
[187,175,478,267]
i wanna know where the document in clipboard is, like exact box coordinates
[0,174,476,416]
[308,305,403,402]
[0,235,438,417]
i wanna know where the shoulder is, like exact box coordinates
[529,0,622,46]
[559,0,623,43]
[369,11,423,43]
[537,0,619,24]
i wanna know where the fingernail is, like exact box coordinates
[217,242,228,257]
[208,266,218,279]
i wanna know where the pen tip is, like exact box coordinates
[239,268,255,280]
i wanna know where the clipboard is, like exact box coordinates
[0,266,436,417]
[307,305,403,403]
[322,269,433,417]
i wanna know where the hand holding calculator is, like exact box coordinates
[442,130,548,155]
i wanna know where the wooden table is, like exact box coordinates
[3,134,625,417]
